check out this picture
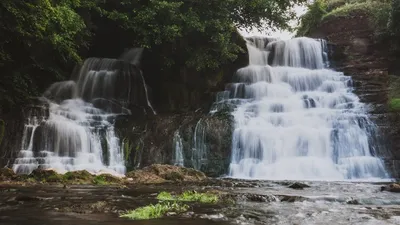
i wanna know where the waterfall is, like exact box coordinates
[216,37,389,180]
[13,51,154,175]
[172,131,184,167]
[191,119,208,171]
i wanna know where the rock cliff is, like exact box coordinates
[309,11,400,178]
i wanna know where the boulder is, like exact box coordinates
[126,164,207,184]
[380,183,400,193]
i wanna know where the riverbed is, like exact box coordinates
[1,180,400,225]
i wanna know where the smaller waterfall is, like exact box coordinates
[172,131,184,167]
[13,107,47,174]
[191,119,208,170]
[12,51,154,175]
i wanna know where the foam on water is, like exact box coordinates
[216,37,389,180]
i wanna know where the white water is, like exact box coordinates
[192,119,208,171]
[220,37,389,180]
[172,131,184,167]
[13,56,154,175]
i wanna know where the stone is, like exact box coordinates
[126,164,207,184]
[380,183,400,193]
[288,182,310,190]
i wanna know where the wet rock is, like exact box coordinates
[380,183,400,193]
[126,164,207,184]
[166,212,177,216]
[288,182,310,190]
[234,193,278,203]
[278,195,307,202]
[59,201,112,214]
[346,197,360,205]
[15,196,41,202]
[29,169,63,183]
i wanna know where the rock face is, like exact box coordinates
[115,110,234,177]
[310,13,400,178]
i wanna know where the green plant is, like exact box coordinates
[178,191,219,203]
[92,175,108,185]
[120,202,189,220]
[297,0,327,36]
[157,191,174,201]
[157,191,219,203]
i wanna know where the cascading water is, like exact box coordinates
[215,37,389,180]
[172,131,184,167]
[13,51,154,175]
[191,119,208,171]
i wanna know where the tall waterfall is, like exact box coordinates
[13,51,154,175]
[217,37,388,180]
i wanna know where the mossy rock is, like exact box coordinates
[93,174,123,185]
[29,169,62,183]
[0,168,16,181]
[126,164,207,184]
[63,170,94,183]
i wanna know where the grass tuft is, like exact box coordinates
[156,190,219,203]
[119,202,189,220]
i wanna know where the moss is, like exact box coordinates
[30,169,61,183]
[93,174,122,185]
[389,98,400,111]
[120,202,189,220]
[63,170,93,183]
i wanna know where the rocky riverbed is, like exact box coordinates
[1,167,400,225]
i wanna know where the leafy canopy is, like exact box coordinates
[0,0,306,110]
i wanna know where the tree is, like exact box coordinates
[95,0,306,70]
[0,0,91,112]
[0,0,306,112]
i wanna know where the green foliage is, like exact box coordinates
[0,0,91,111]
[178,191,219,203]
[92,175,108,185]
[156,190,219,203]
[0,0,308,110]
[297,0,391,40]
[322,1,390,20]
[90,0,307,70]
[157,191,174,201]
[297,0,327,36]
[120,202,189,220]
